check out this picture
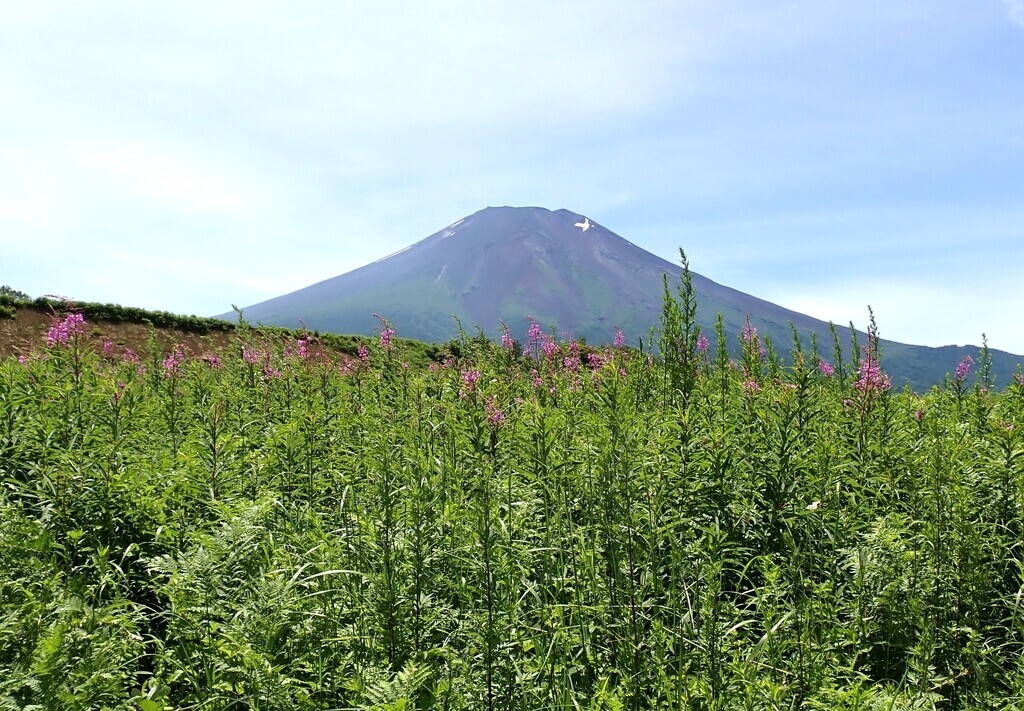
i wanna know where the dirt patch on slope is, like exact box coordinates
[0,307,238,360]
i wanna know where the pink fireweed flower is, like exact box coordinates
[338,355,361,375]
[741,317,766,361]
[163,347,187,379]
[485,395,506,428]
[205,355,222,369]
[358,344,370,363]
[242,348,260,365]
[854,351,890,393]
[562,355,580,372]
[741,380,762,395]
[541,338,559,358]
[818,359,835,377]
[102,340,114,356]
[614,327,626,349]
[697,334,710,353]
[587,352,604,370]
[500,322,515,351]
[954,355,974,382]
[914,409,925,421]
[114,381,126,402]
[742,320,757,344]
[373,314,395,351]
[527,319,544,346]
[46,311,85,348]
[122,348,144,375]
[461,369,481,395]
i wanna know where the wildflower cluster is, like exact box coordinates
[374,314,396,351]
[242,347,282,379]
[163,346,187,379]
[955,355,974,383]
[501,322,515,351]
[818,359,835,377]
[484,394,506,427]
[46,311,85,348]
[854,350,890,394]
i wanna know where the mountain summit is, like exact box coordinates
[228,206,1021,389]
[229,206,815,344]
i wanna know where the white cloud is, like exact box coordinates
[1007,0,1024,29]
[757,272,1024,355]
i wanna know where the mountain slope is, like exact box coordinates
[228,206,1022,390]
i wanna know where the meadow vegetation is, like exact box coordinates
[1,266,1023,709]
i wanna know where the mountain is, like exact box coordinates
[226,206,1022,390]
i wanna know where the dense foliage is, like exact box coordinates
[1,280,1023,709]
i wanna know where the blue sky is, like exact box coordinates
[3,2,1023,353]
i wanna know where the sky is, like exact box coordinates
[2,1,1023,353]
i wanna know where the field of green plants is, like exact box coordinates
[2,272,1023,710]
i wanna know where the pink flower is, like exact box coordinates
[854,351,890,393]
[163,347,187,378]
[697,334,710,353]
[742,380,762,395]
[527,319,544,346]
[501,322,515,351]
[358,344,370,362]
[818,359,835,377]
[243,348,260,365]
[102,340,114,355]
[914,409,925,421]
[954,355,973,383]
[122,348,144,375]
[46,311,85,348]
[614,327,626,349]
[742,320,757,344]
[485,395,506,428]
[741,316,766,361]
[114,381,126,402]
[373,314,395,351]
